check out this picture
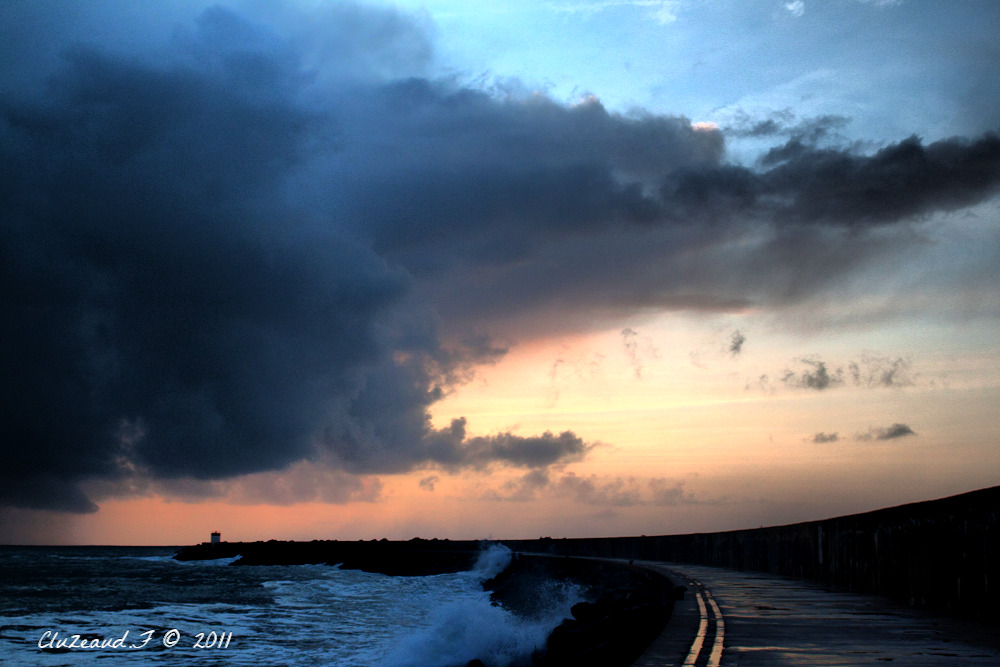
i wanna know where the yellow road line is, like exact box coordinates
[683,578,724,667]
[683,585,708,666]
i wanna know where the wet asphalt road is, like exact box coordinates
[634,562,999,666]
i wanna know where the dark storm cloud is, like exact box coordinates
[0,4,562,512]
[322,414,592,474]
[758,133,1000,225]
[660,132,1000,228]
[2,2,996,512]
[2,8,394,511]
[462,430,592,468]
[393,106,1000,332]
[724,110,850,144]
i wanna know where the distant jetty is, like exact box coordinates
[175,537,482,575]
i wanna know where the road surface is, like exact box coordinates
[633,562,999,666]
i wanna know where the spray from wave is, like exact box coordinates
[472,542,514,579]
[381,544,582,667]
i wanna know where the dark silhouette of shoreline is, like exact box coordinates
[174,484,1000,664]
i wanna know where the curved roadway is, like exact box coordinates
[633,562,999,666]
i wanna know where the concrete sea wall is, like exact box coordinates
[502,486,1000,624]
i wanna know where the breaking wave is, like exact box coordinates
[381,544,581,667]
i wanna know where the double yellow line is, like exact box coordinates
[683,577,725,667]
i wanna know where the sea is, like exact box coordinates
[0,544,582,667]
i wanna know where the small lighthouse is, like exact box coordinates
[210,531,221,546]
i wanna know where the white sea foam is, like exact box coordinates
[173,554,243,566]
[380,595,562,667]
[472,543,513,580]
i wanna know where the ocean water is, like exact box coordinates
[0,544,581,667]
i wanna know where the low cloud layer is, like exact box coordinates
[157,463,384,506]
[492,471,700,507]
[1,3,995,512]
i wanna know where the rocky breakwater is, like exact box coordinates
[484,554,683,666]
[173,537,482,575]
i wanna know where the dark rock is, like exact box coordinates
[484,555,678,667]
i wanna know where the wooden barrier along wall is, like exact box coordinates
[502,486,1000,624]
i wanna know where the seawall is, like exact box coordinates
[501,485,1000,624]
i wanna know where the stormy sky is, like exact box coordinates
[2,1,999,542]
